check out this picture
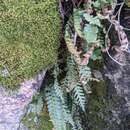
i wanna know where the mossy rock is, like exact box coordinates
[22,94,53,130]
[22,111,53,130]
[0,0,61,88]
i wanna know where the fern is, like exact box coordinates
[72,83,86,112]
[45,57,87,129]
[46,85,67,130]
[64,56,87,112]
[78,65,92,93]
[72,104,84,130]
[53,79,75,128]
[64,55,79,92]
[43,0,116,129]
[45,66,76,130]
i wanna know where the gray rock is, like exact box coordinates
[0,70,46,130]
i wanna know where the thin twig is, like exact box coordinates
[105,2,126,66]
[117,1,130,31]
[117,2,124,22]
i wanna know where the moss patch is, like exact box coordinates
[22,94,53,130]
[87,80,123,130]
[22,111,53,130]
[0,0,61,88]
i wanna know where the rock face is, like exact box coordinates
[103,51,130,129]
[86,5,130,130]
[0,70,46,130]
[0,0,61,88]
[101,6,130,130]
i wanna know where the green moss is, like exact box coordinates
[22,95,53,130]
[87,80,107,130]
[87,79,122,130]
[92,80,106,97]
[22,111,53,130]
[0,0,61,88]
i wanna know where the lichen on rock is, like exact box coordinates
[0,0,61,88]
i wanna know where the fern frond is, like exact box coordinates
[64,55,79,92]
[46,81,76,130]
[72,104,84,130]
[54,79,76,129]
[65,21,81,65]
[78,65,92,93]
[46,85,67,130]
[79,65,91,84]
[72,83,86,112]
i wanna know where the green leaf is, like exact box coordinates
[93,0,112,10]
[91,48,102,60]
[83,13,93,22]
[83,13,102,27]
[83,24,98,43]
[93,1,101,8]
[92,17,102,27]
